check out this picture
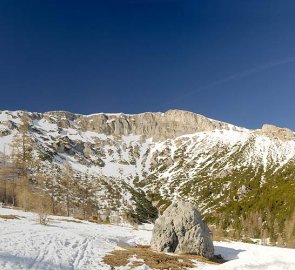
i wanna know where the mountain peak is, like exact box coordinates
[254,124,295,140]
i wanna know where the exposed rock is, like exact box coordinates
[52,136,74,155]
[74,141,85,153]
[74,110,237,141]
[256,124,295,141]
[6,120,17,130]
[150,200,214,258]
[215,167,233,178]
[13,109,231,140]
[0,129,11,137]
[237,185,250,196]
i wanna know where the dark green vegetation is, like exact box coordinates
[141,139,295,248]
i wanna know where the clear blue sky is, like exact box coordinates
[1,0,295,130]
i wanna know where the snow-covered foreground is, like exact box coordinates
[203,242,295,270]
[0,208,150,270]
[0,208,295,270]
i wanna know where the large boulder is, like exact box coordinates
[151,200,214,258]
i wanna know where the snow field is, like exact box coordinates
[0,208,295,270]
[0,208,150,270]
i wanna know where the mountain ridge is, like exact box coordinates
[0,109,295,246]
[2,108,294,139]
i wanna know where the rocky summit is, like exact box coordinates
[0,109,295,243]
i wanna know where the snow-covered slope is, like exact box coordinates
[0,208,150,270]
[0,208,294,270]
[1,109,295,241]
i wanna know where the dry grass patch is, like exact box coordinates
[213,235,231,242]
[57,218,84,224]
[0,214,20,220]
[103,245,225,270]
[179,253,226,264]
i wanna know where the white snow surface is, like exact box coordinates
[0,208,295,270]
[0,208,150,270]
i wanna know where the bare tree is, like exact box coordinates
[36,164,63,215]
[35,193,51,225]
[62,164,75,217]
[10,113,34,210]
[76,171,95,220]
[0,146,9,203]
[284,210,295,247]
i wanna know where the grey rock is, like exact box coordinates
[0,129,11,137]
[73,110,235,141]
[6,120,17,130]
[150,200,214,258]
[52,136,74,154]
[237,185,250,196]
[256,124,295,141]
[74,141,85,153]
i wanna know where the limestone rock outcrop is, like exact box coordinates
[258,124,295,141]
[74,109,235,141]
[150,200,214,258]
[7,109,295,141]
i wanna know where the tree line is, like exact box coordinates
[0,115,100,220]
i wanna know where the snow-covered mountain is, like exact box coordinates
[1,109,295,243]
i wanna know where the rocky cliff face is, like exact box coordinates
[19,109,243,141]
[256,124,295,140]
[1,109,295,239]
[4,109,291,141]
[75,110,240,140]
